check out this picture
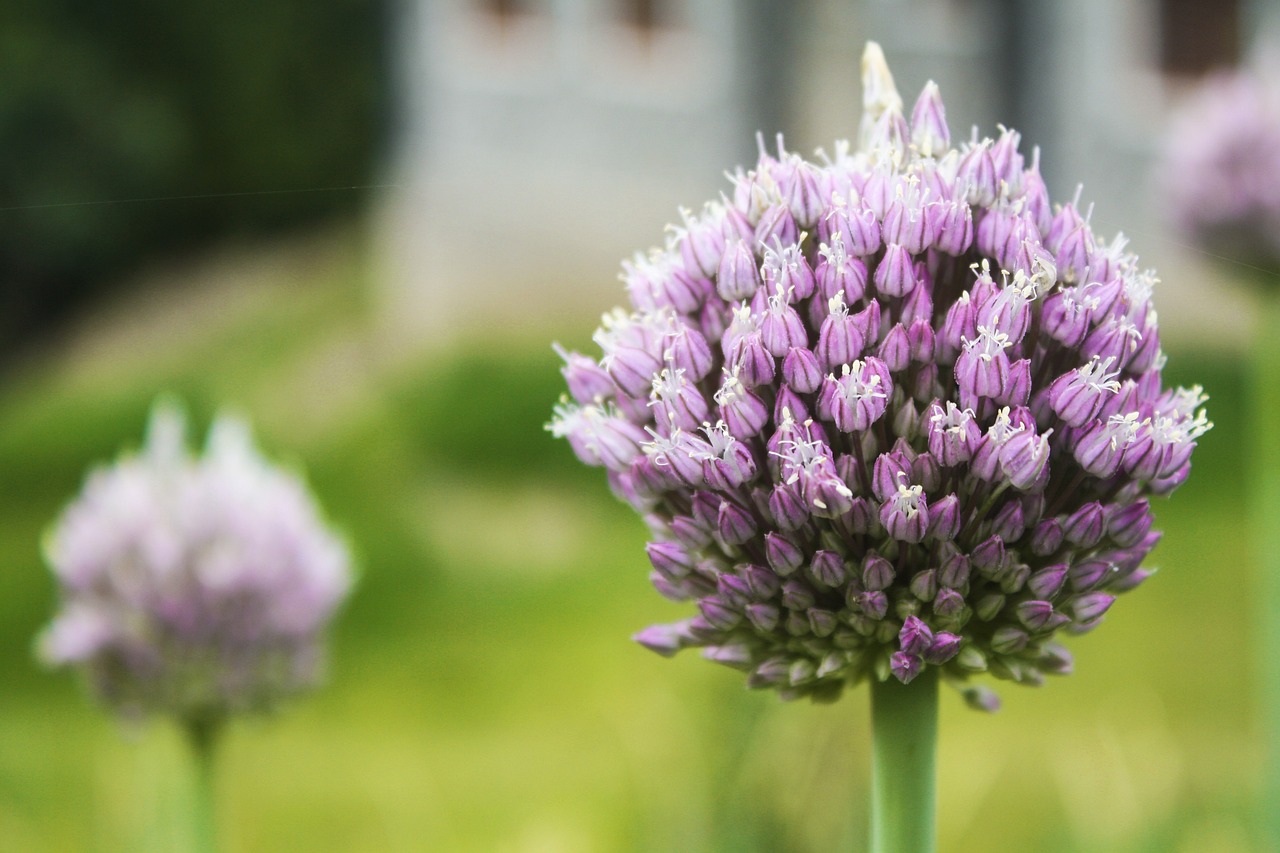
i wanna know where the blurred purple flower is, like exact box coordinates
[550,43,1209,707]
[1161,58,1280,269]
[39,402,352,722]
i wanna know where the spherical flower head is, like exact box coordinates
[550,42,1209,707]
[39,402,353,723]
[1160,58,1280,272]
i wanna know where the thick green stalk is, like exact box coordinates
[1253,291,1280,852]
[185,716,222,853]
[870,668,938,853]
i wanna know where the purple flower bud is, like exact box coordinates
[957,326,1013,402]
[808,608,840,637]
[554,344,616,403]
[1074,413,1142,478]
[816,292,867,371]
[923,631,962,664]
[717,500,758,546]
[768,482,809,531]
[900,272,935,327]
[1001,358,1032,407]
[716,573,754,607]
[931,587,963,617]
[703,644,754,670]
[1028,564,1068,599]
[932,200,974,255]
[809,550,847,587]
[649,368,709,432]
[698,596,742,630]
[1016,600,1058,632]
[972,535,1006,574]
[1068,559,1111,592]
[911,452,942,493]
[1049,356,1122,428]
[957,141,998,206]
[759,290,809,357]
[781,579,817,612]
[669,514,713,549]
[911,80,951,157]
[727,332,776,388]
[783,347,824,394]
[847,497,879,535]
[1001,428,1052,492]
[990,500,1026,542]
[815,239,869,304]
[1071,592,1116,622]
[880,480,929,543]
[761,241,816,301]
[647,541,694,579]
[773,385,810,425]
[883,193,935,255]
[745,603,781,632]
[701,427,758,491]
[962,685,1002,712]
[858,590,889,621]
[910,569,939,601]
[878,323,910,371]
[927,401,980,466]
[991,626,1029,654]
[939,551,970,588]
[874,243,919,297]
[899,615,934,655]
[741,564,780,599]
[824,359,892,432]
[754,203,798,248]
[785,158,826,227]
[1063,502,1106,548]
[1107,500,1153,547]
[975,593,1006,621]
[715,369,770,439]
[862,552,895,590]
[550,400,649,471]
[871,451,912,501]
[633,622,690,657]
[890,651,922,683]
[1029,518,1064,556]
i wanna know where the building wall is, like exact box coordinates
[377,0,1254,353]
[379,0,771,350]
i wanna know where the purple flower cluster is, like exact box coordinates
[1161,60,1280,270]
[40,403,352,722]
[550,44,1209,707]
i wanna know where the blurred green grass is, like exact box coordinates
[0,236,1263,852]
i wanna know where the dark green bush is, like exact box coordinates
[0,0,390,348]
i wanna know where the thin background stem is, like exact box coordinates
[184,716,221,853]
[1253,291,1280,852]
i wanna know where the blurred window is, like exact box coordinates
[1158,0,1239,75]
[477,0,542,37]
[619,0,673,35]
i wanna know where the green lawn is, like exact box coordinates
[0,231,1263,852]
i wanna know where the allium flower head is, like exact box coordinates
[1161,59,1280,269]
[550,43,1209,707]
[40,402,352,722]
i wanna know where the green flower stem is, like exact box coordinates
[1254,291,1280,852]
[870,668,938,853]
[184,716,222,853]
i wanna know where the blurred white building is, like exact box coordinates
[379,0,1260,351]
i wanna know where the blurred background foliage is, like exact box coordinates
[0,0,1267,851]
[0,0,389,353]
